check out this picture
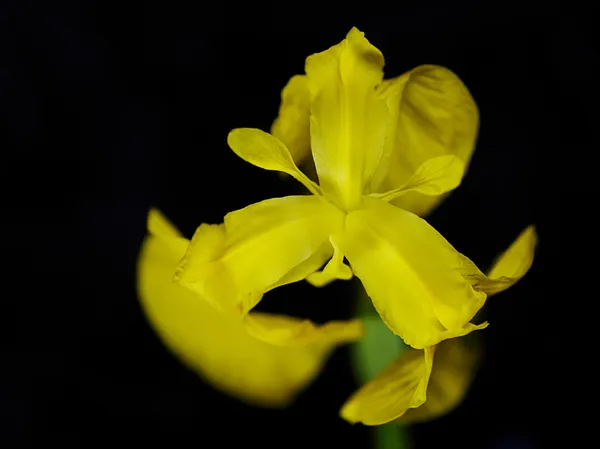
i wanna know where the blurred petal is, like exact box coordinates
[460,225,537,295]
[306,27,389,210]
[271,75,311,166]
[243,313,364,346]
[399,338,480,424]
[338,198,487,349]
[227,128,321,195]
[175,195,345,315]
[373,155,465,202]
[138,210,360,407]
[371,65,478,216]
[340,347,435,425]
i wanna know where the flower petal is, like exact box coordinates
[227,128,321,195]
[305,27,390,210]
[270,75,311,166]
[460,225,537,295]
[373,155,465,202]
[398,338,480,424]
[340,346,435,425]
[371,65,478,216]
[175,195,345,316]
[338,198,487,349]
[306,235,353,287]
[138,209,361,407]
[243,313,364,346]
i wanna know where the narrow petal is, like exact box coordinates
[371,65,478,217]
[138,210,362,407]
[271,75,311,166]
[340,346,435,425]
[399,338,480,424]
[243,313,364,346]
[460,225,537,295]
[306,27,390,210]
[338,198,487,349]
[373,155,465,202]
[175,195,345,316]
[227,128,321,195]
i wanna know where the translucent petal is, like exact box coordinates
[399,338,480,424]
[175,195,345,315]
[227,128,320,195]
[371,65,478,216]
[306,27,390,210]
[138,210,361,407]
[338,198,487,349]
[340,347,435,425]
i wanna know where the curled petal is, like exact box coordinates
[371,65,478,216]
[338,198,487,349]
[460,225,537,295]
[138,209,361,407]
[175,195,345,315]
[340,346,435,425]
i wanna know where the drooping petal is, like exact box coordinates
[305,27,390,210]
[227,128,321,195]
[373,155,465,202]
[337,198,487,349]
[370,65,478,217]
[399,338,480,424]
[271,75,311,166]
[138,209,362,407]
[340,347,435,425]
[175,195,345,316]
[460,225,537,295]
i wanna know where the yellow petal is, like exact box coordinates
[243,313,364,346]
[175,195,345,316]
[398,338,480,424]
[271,75,311,166]
[460,225,537,295]
[338,198,487,349]
[340,346,435,425]
[227,128,321,195]
[372,65,479,217]
[373,155,465,202]
[306,27,390,210]
[306,235,353,287]
[137,210,361,407]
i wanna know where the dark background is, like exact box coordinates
[1,1,590,448]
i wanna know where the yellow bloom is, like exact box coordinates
[340,226,537,425]
[137,209,364,406]
[176,27,489,350]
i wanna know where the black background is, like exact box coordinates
[1,1,590,448]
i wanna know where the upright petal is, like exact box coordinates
[306,27,390,210]
[138,210,362,407]
[271,75,311,166]
[371,65,478,217]
[399,338,480,424]
[340,347,435,425]
[175,195,345,316]
[337,198,487,349]
[460,225,537,295]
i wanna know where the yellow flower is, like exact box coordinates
[138,209,364,406]
[341,225,537,425]
[175,27,492,350]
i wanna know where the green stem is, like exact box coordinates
[374,423,410,449]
